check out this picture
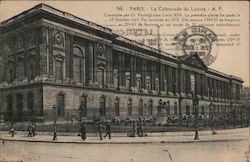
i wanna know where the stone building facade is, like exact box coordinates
[0,4,243,122]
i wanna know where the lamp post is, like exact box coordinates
[210,102,216,134]
[193,96,199,140]
[52,105,57,141]
[190,74,199,140]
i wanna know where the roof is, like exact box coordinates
[0,3,112,34]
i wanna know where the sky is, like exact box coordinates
[0,1,249,86]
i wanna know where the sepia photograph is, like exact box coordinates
[0,1,249,162]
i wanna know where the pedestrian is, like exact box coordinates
[9,127,16,137]
[136,121,140,136]
[139,117,143,137]
[97,121,103,140]
[27,125,33,137]
[132,120,136,136]
[104,122,111,139]
[81,122,86,140]
[31,124,36,137]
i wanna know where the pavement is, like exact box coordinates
[0,127,249,144]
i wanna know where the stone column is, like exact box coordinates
[88,42,94,83]
[185,70,191,96]
[118,53,123,88]
[168,66,173,95]
[160,64,165,94]
[198,73,201,96]
[48,28,54,76]
[69,35,74,80]
[174,68,178,95]
[142,59,147,90]
[106,47,113,87]
[200,74,204,97]
[39,27,48,76]
[204,75,208,97]
[179,69,184,95]
[130,57,135,88]
[151,62,155,91]
[183,69,186,95]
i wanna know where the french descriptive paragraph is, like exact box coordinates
[102,5,241,52]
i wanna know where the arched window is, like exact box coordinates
[80,95,87,117]
[27,92,34,116]
[57,93,65,116]
[127,98,132,116]
[114,97,120,116]
[73,46,85,83]
[139,99,143,116]
[99,95,106,116]
[7,94,13,121]
[148,99,153,116]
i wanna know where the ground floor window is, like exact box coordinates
[115,97,120,116]
[27,92,34,116]
[148,99,153,116]
[57,93,65,117]
[174,102,177,115]
[128,99,132,116]
[7,94,13,121]
[80,95,87,117]
[99,96,106,116]
[186,106,190,115]
[139,99,143,116]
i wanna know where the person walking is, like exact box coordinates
[97,122,103,140]
[104,122,111,139]
[81,122,86,140]
[31,124,36,137]
[27,125,33,137]
[9,127,16,137]
[136,121,140,136]
[139,117,143,137]
[132,120,136,137]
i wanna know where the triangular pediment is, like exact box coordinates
[179,54,207,69]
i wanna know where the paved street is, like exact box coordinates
[0,128,249,162]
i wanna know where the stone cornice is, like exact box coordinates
[113,45,178,68]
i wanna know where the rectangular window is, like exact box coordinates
[97,68,104,87]
[57,94,65,116]
[128,99,132,116]
[186,106,190,115]
[27,92,34,116]
[80,96,87,117]
[19,63,24,79]
[55,60,63,80]
[174,102,177,115]
[149,100,153,116]
[201,106,205,115]
[115,98,120,116]
[28,64,35,80]
[139,99,143,116]
[100,96,106,116]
